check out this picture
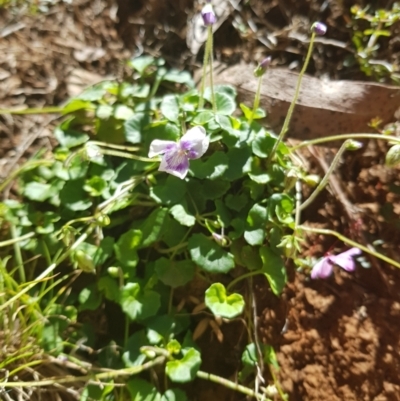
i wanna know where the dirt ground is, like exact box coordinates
[1,0,400,400]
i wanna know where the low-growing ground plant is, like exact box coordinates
[1,5,400,401]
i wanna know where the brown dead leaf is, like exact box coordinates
[212,64,400,140]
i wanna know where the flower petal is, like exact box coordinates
[148,140,177,158]
[329,247,361,272]
[179,126,209,160]
[311,257,333,279]
[159,150,190,179]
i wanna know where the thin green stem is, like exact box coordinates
[294,181,302,233]
[290,133,400,151]
[196,370,269,401]
[207,26,216,114]
[10,224,25,283]
[298,225,400,269]
[0,356,166,388]
[0,160,54,193]
[249,76,263,125]
[0,225,94,312]
[198,29,211,109]
[267,32,317,164]
[299,140,348,211]
[227,270,263,292]
[89,141,140,152]
[0,232,35,248]
[0,106,63,115]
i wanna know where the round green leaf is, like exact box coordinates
[205,283,244,318]
[169,204,196,227]
[161,389,188,401]
[244,203,267,246]
[155,258,195,288]
[120,283,160,321]
[188,233,235,273]
[259,247,286,296]
[214,92,236,115]
[166,348,201,383]
[161,95,180,122]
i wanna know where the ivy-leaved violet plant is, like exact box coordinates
[1,15,400,401]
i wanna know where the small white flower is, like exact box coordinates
[148,126,209,179]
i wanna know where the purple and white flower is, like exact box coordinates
[311,22,327,36]
[148,126,209,179]
[201,3,216,26]
[311,247,362,279]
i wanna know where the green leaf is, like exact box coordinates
[54,124,89,149]
[193,111,214,125]
[114,229,142,269]
[59,180,92,211]
[202,179,230,200]
[123,331,148,367]
[62,99,93,114]
[23,182,54,202]
[259,247,286,296]
[213,92,236,115]
[205,283,244,318]
[129,55,163,76]
[120,283,160,321]
[190,151,228,180]
[252,132,276,158]
[241,245,262,270]
[146,315,177,344]
[83,176,107,197]
[224,147,252,181]
[78,284,102,311]
[96,104,113,119]
[163,69,194,87]
[166,348,201,383]
[169,203,196,226]
[244,203,267,246]
[155,258,195,288]
[240,103,266,120]
[188,233,235,273]
[114,105,135,120]
[225,193,248,211]
[77,87,107,101]
[98,276,120,302]
[137,208,168,248]
[161,95,180,122]
[127,378,161,401]
[161,389,188,401]
[150,176,186,205]
[124,113,149,144]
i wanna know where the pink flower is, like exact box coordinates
[311,248,362,279]
[148,126,209,179]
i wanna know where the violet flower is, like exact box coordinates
[311,22,327,36]
[254,56,272,78]
[201,3,216,26]
[311,247,362,279]
[148,126,209,179]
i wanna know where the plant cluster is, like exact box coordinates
[1,5,400,401]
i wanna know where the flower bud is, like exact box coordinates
[311,22,327,36]
[201,3,216,26]
[385,144,400,167]
[253,56,272,77]
[345,140,363,150]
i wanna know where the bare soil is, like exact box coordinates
[1,1,400,400]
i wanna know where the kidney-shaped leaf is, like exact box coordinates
[166,348,201,383]
[205,283,244,318]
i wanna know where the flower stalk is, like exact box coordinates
[267,22,327,164]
